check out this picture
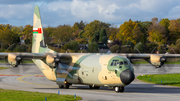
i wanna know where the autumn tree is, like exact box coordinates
[117,19,143,45]
[99,28,107,43]
[72,22,81,38]
[168,19,180,44]
[52,25,73,43]
[44,26,54,37]
[22,25,33,45]
[134,42,144,53]
[0,27,19,45]
[148,18,167,44]
[11,26,23,35]
[89,30,100,43]
[63,40,79,52]
[109,28,118,41]
[78,20,86,30]
[78,30,84,38]
[44,27,55,44]
[83,20,110,38]
[88,42,99,53]
[159,18,170,44]
[110,45,121,53]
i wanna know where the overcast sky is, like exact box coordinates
[1,0,180,27]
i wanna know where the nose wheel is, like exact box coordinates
[114,87,124,93]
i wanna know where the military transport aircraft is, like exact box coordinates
[1,5,180,93]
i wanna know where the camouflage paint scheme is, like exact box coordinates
[31,5,134,87]
[2,5,180,92]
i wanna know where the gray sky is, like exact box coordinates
[0,0,180,27]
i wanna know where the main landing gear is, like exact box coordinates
[58,81,71,89]
[58,84,70,89]
[89,85,100,89]
[114,86,124,93]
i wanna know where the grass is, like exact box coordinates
[0,67,10,70]
[132,59,180,64]
[132,60,148,64]
[0,59,33,63]
[0,89,82,101]
[137,73,180,87]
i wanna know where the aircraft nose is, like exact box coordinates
[120,69,135,85]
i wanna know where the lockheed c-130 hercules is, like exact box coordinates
[1,5,180,93]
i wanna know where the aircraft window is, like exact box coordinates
[111,60,119,66]
[116,62,119,66]
[119,61,123,65]
[111,60,114,66]
[113,62,117,66]
[124,61,128,65]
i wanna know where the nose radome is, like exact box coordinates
[120,69,135,85]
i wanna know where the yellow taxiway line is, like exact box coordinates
[17,75,56,87]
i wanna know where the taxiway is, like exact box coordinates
[0,64,180,101]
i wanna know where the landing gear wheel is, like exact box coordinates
[94,86,100,89]
[59,85,64,88]
[89,85,100,89]
[115,87,120,93]
[89,85,93,89]
[64,83,70,89]
[114,87,124,93]
[119,87,124,93]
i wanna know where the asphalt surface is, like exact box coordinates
[1,64,180,101]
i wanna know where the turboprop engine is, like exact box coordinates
[7,53,22,67]
[148,55,166,68]
[46,54,73,87]
[46,54,72,68]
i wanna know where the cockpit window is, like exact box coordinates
[110,60,129,66]
[111,60,119,66]
[119,61,123,65]
[124,61,128,65]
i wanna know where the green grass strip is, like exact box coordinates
[0,60,33,63]
[132,60,180,64]
[0,67,10,70]
[137,73,180,87]
[0,89,82,101]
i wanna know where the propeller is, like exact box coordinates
[3,53,34,74]
[130,47,142,71]
[157,55,176,74]
[149,46,176,74]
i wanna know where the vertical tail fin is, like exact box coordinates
[32,5,55,53]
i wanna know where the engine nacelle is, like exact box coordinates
[7,54,22,67]
[46,55,56,68]
[149,55,166,68]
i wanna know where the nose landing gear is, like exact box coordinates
[114,86,124,93]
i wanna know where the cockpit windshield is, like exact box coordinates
[110,60,129,66]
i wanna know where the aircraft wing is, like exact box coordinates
[114,53,180,59]
[0,53,46,59]
[0,53,90,67]
[115,53,180,68]
[0,52,180,68]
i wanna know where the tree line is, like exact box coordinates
[1,17,180,53]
